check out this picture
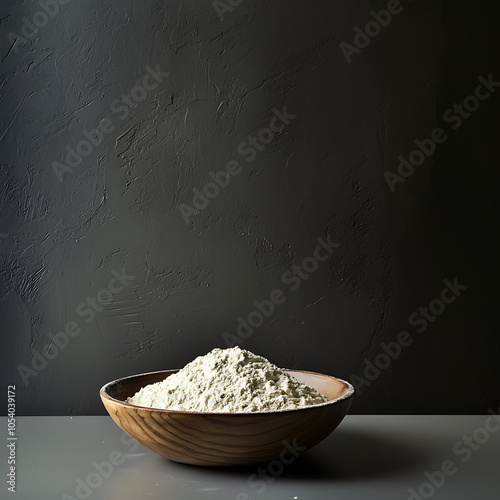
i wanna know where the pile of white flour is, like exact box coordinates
[127,347,328,412]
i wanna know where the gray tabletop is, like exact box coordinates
[2,415,499,499]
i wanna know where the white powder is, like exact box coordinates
[127,347,328,412]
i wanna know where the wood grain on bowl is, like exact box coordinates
[100,369,353,466]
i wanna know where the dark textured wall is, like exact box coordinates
[1,0,499,416]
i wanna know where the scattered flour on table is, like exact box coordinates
[127,347,328,412]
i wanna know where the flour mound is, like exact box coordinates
[126,347,328,412]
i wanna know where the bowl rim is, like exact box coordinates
[100,368,355,415]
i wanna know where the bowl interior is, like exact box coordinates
[291,370,352,401]
[102,369,353,409]
[103,370,178,403]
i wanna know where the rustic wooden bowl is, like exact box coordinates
[100,369,354,466]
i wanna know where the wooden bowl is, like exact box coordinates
[100,369,354,466]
